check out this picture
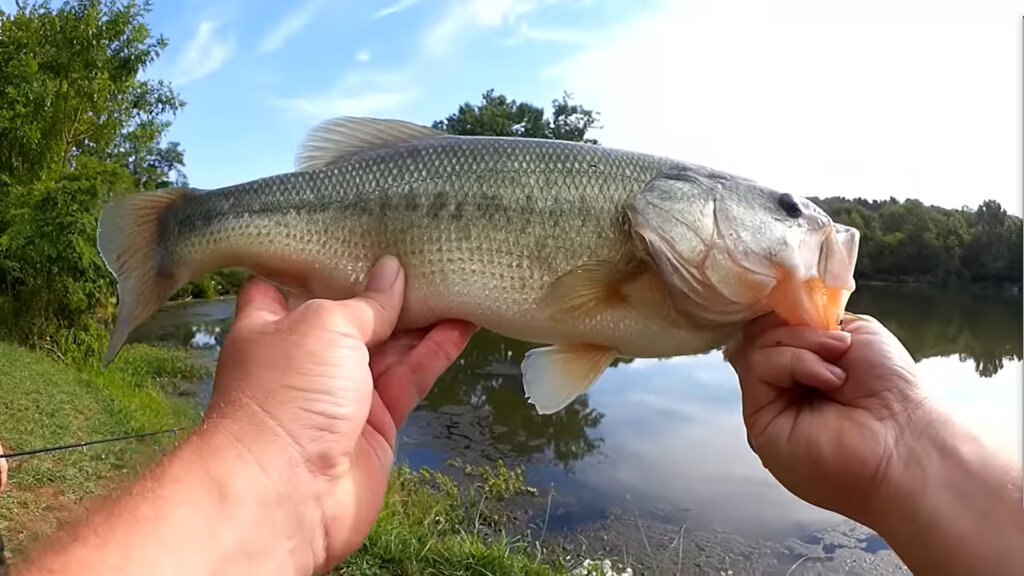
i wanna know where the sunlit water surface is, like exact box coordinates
[129,283,1022,556]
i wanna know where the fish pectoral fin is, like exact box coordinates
[294,117,445,172]
[540,260,635,317]
[522,344,616,415]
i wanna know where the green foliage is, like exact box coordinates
[446,458,539,501]
[171,268,250,301]
[0,0,185,189]
[0,157,135,362]
[0,0,185,363]
[0,341,198,555]
[812,196,1022,287]
[433,89,601,144]
[334,464,570,576]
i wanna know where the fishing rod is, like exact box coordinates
[0,428,181,460]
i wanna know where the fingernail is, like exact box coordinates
[826,331,852,345]
[825,363,846,385]
[365,255,401,291]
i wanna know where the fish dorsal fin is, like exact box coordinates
[294,117,445,172]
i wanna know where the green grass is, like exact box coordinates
[334,461,632,575]
[0,341,618,574]
[0,342,205,555]
[334,465,571,576]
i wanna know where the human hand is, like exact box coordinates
[203,255,475,571]
[725,312,932,525]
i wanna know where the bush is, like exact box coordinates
[0,158,133,364]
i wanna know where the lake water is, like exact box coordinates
[128,283,1022,573]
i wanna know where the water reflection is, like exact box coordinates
[846,284,1022,377]
[132,284,1022,550]
[420,329,606,468]
[127,298,236,350]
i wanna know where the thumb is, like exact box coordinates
[334,254,406,347]
[234,276,290,326]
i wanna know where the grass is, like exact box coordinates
[335,461,632,576]
[0,340,624,574]
[334,464,571,576]
[0,341,205,556]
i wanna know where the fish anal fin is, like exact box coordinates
[295,117,445,172]
[522,344,617,414]
[540,260,637,318]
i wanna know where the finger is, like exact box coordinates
[751,324,852,362]
[842,311,880,328]
[365,389,399,450]
[726,313,787,360]
[233,277,289,326]
[751,346,847,392]
[331,254,406,347]
[743,312,788,341]
[375,320,476,428]
[368,327,434,379]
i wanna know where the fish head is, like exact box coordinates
[628,169,860,331]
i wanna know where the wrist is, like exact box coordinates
[195,408,329,574]
[867,403,1024,573]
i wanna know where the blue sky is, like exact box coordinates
[114,0,1021,213]
[141,0,644,191]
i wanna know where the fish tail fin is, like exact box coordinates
[97,188,194,367]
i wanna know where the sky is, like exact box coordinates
[125,0,1021,214]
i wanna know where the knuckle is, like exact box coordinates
[787,347,801,375]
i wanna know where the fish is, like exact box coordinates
[97,117,860,414]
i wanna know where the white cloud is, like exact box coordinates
[174,20,234,85]
[374,0,423,18]
[424,0,575,56]
[355,50,371,63]
[259,0,322,54]
[277,91,417,121]
[544,0,1022,215]
[502,22,589,46]
[275,70,417,123]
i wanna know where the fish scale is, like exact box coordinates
[194,137,704,342]
[97,117,859,414]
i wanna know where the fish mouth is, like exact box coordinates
[765,223,860,331]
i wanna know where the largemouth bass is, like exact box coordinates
[98,117,860,414]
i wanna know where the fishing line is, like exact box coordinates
[0,428,181,460]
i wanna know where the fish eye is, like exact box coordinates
[777,193,802,218]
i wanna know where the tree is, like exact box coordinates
[0,0,185,189]
[812,196,1022,288]
[0,158,135,362]
[432,89,600,144]
[0,0,187,362]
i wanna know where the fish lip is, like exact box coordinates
[761,218,861,331]
[817,223,860,292]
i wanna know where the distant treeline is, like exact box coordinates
[811,196,1022,288]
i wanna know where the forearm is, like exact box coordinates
[18,420,323,576]
[870,406,1024,575]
